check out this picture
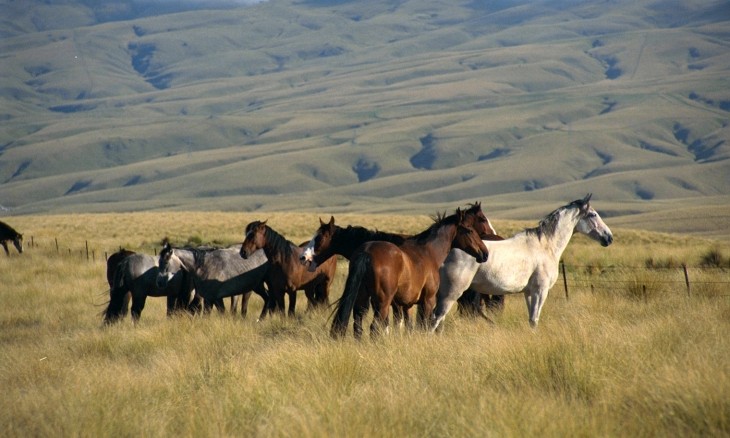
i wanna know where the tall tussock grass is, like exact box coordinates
[1,212,728,437]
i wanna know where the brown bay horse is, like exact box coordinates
[300,202,503,324]
[330,208,489,340]
[239,221,337,317]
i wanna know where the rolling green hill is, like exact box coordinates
[1,0,729,238]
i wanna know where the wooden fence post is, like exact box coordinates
[682,264,691,298]
[561,261,569,301]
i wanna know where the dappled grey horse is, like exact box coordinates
[432,194,613,330]
[103,252,193,324]
[157,243,270,320]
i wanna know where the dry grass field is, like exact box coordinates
[1,212,728,437]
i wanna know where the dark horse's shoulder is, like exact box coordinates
[0,220,20,238]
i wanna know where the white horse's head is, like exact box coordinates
[574,194,613,247]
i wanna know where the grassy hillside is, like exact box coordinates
[0,0,729,238]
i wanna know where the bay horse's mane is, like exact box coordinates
[248,220,296,263]
[412,211,460,244]
[339,225,406,246]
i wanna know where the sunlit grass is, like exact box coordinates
[0,212,728,437]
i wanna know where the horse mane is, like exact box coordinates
[262,223,297,262]
[526,198,587,240]
[341,225,406,245]
[160,243,218,270]
[412,212,459,243]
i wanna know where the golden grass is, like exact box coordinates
[1,212,728,437]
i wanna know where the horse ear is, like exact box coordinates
[329,215,335,226]
[583,193,592,204]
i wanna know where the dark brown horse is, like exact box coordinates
[331,209,489,339]
[0,220,23,256]
[104,248,136,319]
[300,202,504,323]
[239,221,337,317]
[107,248,136,289]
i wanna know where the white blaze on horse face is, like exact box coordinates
[300,235,316,264]
[576,207,613,247]
[484,217,497,236]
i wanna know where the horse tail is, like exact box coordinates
[331,251,370,338]
[102,265,128,325]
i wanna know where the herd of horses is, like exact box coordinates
[97,194,613,337]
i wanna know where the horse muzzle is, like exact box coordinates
[476,251,488,263]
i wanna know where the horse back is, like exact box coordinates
[0,221,20,239]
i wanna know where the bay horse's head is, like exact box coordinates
[451,208,489,263]
[462,201,498,239]
[299,216,335,271]
[240,220,267,259]
[573,193,614,247]
[156,242,181,289]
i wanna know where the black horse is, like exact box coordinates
[0,220,23,256]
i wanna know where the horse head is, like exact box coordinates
[299,216,335,272]
[575,193,614,247]
[462,201,498,238]
[452,208,489,263]
[13,233,23,254]
[240,220,267,259]
[156,242,179,289]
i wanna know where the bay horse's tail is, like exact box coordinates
[331,251,371,338]
[102,265,130,325]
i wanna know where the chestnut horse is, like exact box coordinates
[331,209,489,339]
[239,221,337,317]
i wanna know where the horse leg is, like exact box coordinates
[166,293,176,317]
[524,286,549,328]
[287,289,296,317]
[230,295,241,316]
[369,300,391,339]
[304,286,316,311]
[188,294,203,314]
[1,242,9,256]
[130,294,147,324]
[213,298,226,314]
[121,292,131,318]
[485,294,505,313]
[431,268,475,332]
[252,283,269,321]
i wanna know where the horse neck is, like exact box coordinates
[337,227,405,259]
[542,208,581,259]
[334,227,375,258]
[174,249,199,273]
[414,223,459,265]
[262,227,296,263]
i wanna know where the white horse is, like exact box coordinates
[431,194,613,330]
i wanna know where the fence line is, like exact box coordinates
[23,236,730,297]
